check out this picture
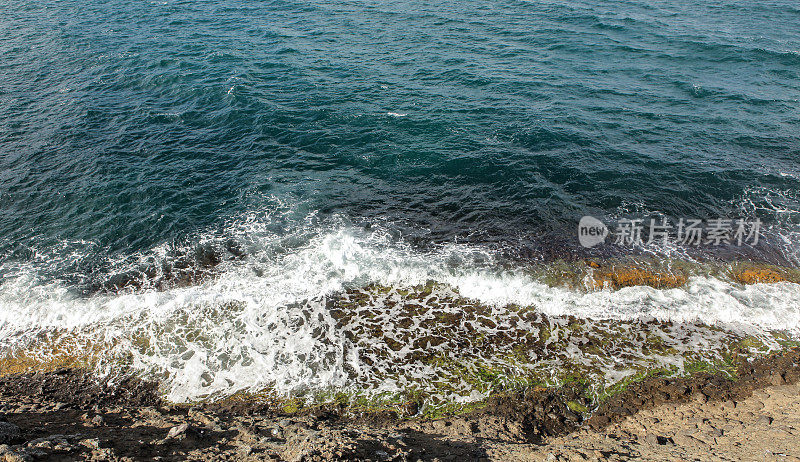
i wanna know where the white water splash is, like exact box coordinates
[1,220,799,402]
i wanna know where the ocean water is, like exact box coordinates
[1,0,800,402]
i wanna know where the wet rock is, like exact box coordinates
[236,443,252,456]
[88,447,118,460]
[187,409,216,427]
[587,415,610,430]
[0,370,162,410]
[0,423,20,445]
[0,348,797,461]
[0,445,32,462]
[79,438,101,450]
[28,434,76,452]
[264,424,284,440]
[403,400,420,417]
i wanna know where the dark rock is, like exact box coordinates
[0,421,21,444]
[587,415,611,430]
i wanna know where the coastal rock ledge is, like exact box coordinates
[0,349,799,461]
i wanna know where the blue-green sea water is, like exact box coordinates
[1,0,800,401]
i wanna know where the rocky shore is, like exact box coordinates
[0,348,799,461]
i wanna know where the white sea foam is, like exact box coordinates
[1,219,799,402]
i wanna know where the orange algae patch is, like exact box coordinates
[0,333,114,376]
[588,266,688,290]
[731,267,794,285]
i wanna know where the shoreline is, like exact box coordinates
[3,257,799,407]
[0,348,798,461]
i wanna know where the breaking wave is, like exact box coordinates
[1,206,799,403]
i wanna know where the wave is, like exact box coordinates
[1,207,799,403]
